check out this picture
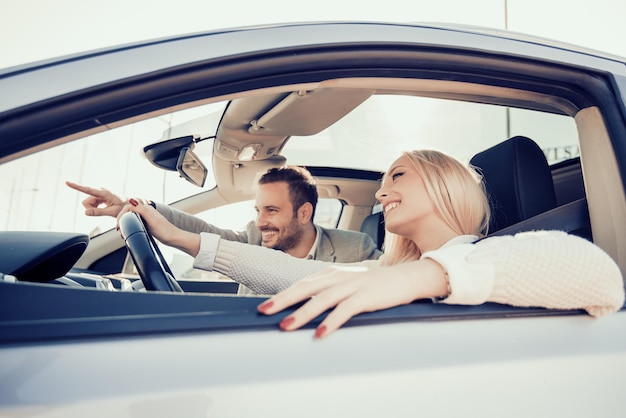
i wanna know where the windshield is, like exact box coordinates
[0,101,226,235]
[283,95,578,171]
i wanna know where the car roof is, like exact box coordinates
[2,21,625,111]
[2,21,626,165]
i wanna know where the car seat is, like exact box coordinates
[469,135,591,239]
[360,208,385,250]
[361,136,592,249]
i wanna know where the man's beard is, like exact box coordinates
[272,217,304,252]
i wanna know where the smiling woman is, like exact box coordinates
[1,22,626,418]
[126,147,622,338]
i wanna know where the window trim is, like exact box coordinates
[0,280,590,345]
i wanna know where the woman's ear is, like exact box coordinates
[298,202,314,224]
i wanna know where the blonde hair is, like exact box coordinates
[380,150,490,266]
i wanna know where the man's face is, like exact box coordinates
[255,182,304,251]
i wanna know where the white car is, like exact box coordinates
[1,22,625,417]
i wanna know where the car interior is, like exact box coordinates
[1,68,625,342]
[0,80,600,289]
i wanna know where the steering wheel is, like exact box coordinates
[118,211,183,292]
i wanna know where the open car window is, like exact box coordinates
[0,94,578,237]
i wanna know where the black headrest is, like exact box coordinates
[360,211,385,250]
[470,136,557,232]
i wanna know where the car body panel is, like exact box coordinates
[2,313,625,417]
[2,22,626,163]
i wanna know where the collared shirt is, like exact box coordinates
[306,224,323,260]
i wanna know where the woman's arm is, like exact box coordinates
[258,258,448,338]
[194,233,335,294]
[118,201,336,294]
[118,201,202,257]
[260,230,624,338]
[425,230,625,317]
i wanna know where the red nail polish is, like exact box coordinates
[314,325,327,339]
[279,316,295,330]
[258,300,274,313]
[129,198,138,207]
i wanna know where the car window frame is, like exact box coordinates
[0,280,586,344]
[3,34,626,345]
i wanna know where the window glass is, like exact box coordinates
[509,108,580,163]
[282,95,578,171]
[0,102,226,235]
[314,198,343,228]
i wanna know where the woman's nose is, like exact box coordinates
[375,186,387,201]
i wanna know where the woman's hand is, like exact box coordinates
[66,181,126,217]
[257,259,448,339]
[117,199,201,257]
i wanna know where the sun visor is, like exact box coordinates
[231,156,288,194]
[248,88,373,136]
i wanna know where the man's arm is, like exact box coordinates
[155,203,250,243]
[67,181,253,244]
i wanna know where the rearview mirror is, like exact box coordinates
[143,135,196,171]
[143,135,208,187]
[176,147,207,187]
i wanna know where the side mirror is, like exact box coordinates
[176,147,207,187]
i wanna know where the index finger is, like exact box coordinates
[65,181,106,197]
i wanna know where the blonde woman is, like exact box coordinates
[120,150,625,338]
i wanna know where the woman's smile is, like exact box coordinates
[383,201,400,215]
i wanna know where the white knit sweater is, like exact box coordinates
[193,230,625,316]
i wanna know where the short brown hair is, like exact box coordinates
[259,166,318,217]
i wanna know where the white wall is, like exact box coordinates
[1,0,624,70]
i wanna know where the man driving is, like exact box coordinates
[67,166,382,292]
